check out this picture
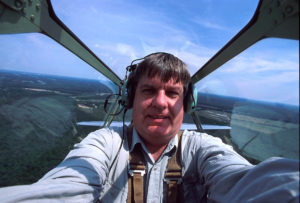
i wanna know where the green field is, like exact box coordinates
[0,70,115,186]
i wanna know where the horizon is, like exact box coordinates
[1,68,298,108]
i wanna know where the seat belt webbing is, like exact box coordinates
[164,130,184,203]
[127,126,184,203]
[127,125,145,203]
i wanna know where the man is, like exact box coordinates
[0,53,298,202]
[128,52,190,162]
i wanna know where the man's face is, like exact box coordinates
[132,74,185,147]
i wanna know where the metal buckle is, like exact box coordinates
[164,177,182,184]
[128,169,146,177]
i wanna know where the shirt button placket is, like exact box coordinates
[147,164,161,203]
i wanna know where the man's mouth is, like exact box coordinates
[147,115,169,124]
[148,115,168,119]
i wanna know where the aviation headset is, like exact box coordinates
[119,52,197,114]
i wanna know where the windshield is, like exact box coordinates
[0,0,298,186]
[52,0,259,79]
[192,38,299,162]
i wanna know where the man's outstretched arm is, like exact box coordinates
[194,133,299,202]
[0,127,120,202]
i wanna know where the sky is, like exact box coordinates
[0,0,299,105]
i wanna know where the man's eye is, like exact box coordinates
[167,91,179,98]
[142,89,154,94]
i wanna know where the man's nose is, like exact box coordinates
[152,91,167,109]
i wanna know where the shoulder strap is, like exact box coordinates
[164,130,184,203]
[127,125,145,203]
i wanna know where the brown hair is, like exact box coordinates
[126,52,191,108]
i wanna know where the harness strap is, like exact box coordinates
[164,130,184,203]
[127,125,145,203]
[127,125,184,203]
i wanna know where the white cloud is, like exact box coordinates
[238,71,299,86]
[177,51,211,75]
[221,55,298,73]
[192,18,227,31]
[197,79,229,95]
[116,44,138,60]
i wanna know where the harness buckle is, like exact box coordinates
[128,169,146,177]
[164,177,182,184]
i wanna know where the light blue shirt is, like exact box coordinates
[0,126,299,202]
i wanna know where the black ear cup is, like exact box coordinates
[119,64,136,109]
[184,83,197,113]
[119,79,129,108]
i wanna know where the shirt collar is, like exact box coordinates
[129,126,179,157]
